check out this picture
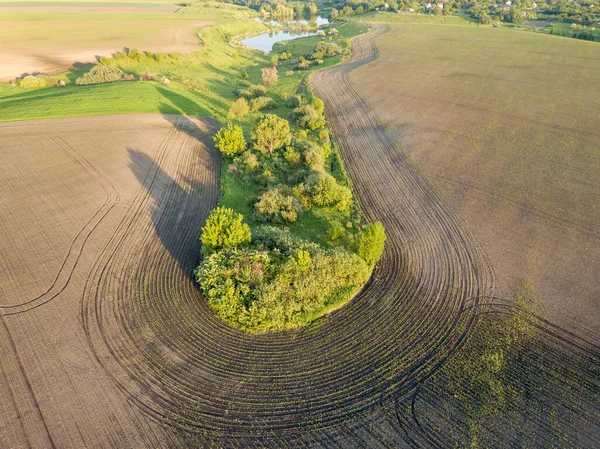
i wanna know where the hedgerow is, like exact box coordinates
[76,65,125,85]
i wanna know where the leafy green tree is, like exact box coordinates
[228,97,250,119]
[358,222,386,267]
[305,2,318,16]
[251,114,292,154]
[213,123,246,157]
[201,207,251,256]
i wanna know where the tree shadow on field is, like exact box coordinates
[127,143,220,280]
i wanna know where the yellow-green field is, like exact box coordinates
[350,23,600,333]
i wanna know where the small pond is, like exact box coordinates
[243,16,330,52]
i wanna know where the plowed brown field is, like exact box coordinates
[0,114,221,447]
[347,23,600,335]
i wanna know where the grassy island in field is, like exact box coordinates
[195,25,387,331]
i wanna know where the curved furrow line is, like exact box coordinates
[0,135,119,314]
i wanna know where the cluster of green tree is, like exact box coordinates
[196,220,373,331]
[209,0,318,22]
[465,0,600,26]
[296,38,350,69]
[539,0,600,26]
[197,57,386,331]
[330,0,392,19]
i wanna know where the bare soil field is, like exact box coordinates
[349,24,600,335]
[0,16,212,81]
[0,114,221,447]
[312,25,600,447]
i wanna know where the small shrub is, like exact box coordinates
[286,95,302,108]
[250,96,276,112]
[228,97,250,119]
[312,97,325,114]
[286,70,294,77]
[200,207,251,256]
[237,84,268,99]
[358,222,386,267]
[76,65,124,85]
[254,187,303,223]
[262,66,278,86]
[18,74,57,89]
[214,123,247,157]
[140,68,155,81]
[295,105,325,130]
[240,69,249,80]
[295,129,308,140]
[98,56,112,65]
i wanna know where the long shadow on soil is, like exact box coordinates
[127,141,220,281]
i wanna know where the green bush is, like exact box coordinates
[214,123,246,157]
[294,105,325,130]
[76,65,124,85]
[301,172,352,211]
[249,96,276,112]
[227,97,250,119]
[200,207,251,256]
[237,84,268,99]
[286,94,302,108]
[195,227,370,331]
[18,74,57,89]
[128,48,143,60]
[311,41,342,59]
[358,222,386,267]
[254,187,303,223]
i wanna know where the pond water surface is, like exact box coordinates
[243,17,329,52]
